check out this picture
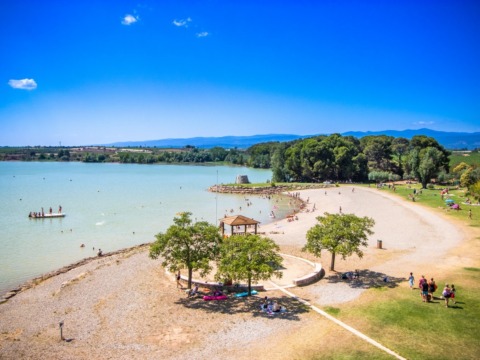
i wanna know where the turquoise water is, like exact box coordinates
[0,162,294,293]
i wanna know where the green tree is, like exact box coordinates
[391,137,410,176]
[416,147,445,189]
[361,135,393,172]
[460,167,480,188]
[149,212,222,289]
[452,162,470,174]
[304,213,375,271]
[271,143,288,182]
[469,180,480,202]
[216,234,283,295]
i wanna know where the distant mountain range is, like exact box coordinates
[107,128,480,150]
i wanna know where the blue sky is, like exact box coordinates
[1,1,479,146]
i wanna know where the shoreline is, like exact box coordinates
[1,187,311,301]
[0,243,151,303]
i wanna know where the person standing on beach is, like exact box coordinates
[408,272,414,289]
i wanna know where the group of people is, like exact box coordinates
[28,205,62,218]
[261,296,284,314]
[409,273,457,307]
[342,269,360,280]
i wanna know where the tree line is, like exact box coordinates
[247,134,457,188]
[2,135,478,193]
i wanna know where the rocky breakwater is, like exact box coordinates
[208,184,291,195]
[208,184,330,195]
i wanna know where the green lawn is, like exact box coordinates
[449,151,480,168]
[382,184,479,226]
[322,183,480,359]
[333,267,480,359]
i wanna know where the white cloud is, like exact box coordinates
[172,17,191,27]
[414,121,435,125]
[122,14,139,25]
[8,78,37,90]
[196,31,209,38]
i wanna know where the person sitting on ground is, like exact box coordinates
[262,296,269,310]
[97,249,103,257]
[354,269,360,280]
[271,301,281,312]
[188,284,199,297]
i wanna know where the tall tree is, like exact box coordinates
[216,234,283,295]
[271,143,288,182]
[391,137,410,176]
[415,147,445,189]
[361,135,393,171]
[304,213,375,271]
[149,212,222,289]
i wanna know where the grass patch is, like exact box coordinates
[321,182,480,359]
[335,269,480,360]
[376,184,480,228]
[450,151,480,168]
[464,267,480,272]
[324,306,341,315]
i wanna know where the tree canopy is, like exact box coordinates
[149,212,222,289]
[216,234,283,295]
[304,212,375,271]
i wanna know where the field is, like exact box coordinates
[449,151,480,168]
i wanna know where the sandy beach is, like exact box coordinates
[0,186,471,359]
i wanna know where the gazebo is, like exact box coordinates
[219,215,260,237]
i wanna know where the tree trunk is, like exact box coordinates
[188,267,193,289]
[330,252,336,271]
[422,179,428,189]
[248,274,252,296]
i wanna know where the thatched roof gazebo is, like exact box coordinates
[219,215,260,237]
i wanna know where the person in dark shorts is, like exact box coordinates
[422,280,430,302]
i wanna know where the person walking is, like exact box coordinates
[428,278,437,299]
[450,284,457,304]
[176,271,182,288]
[418,275,426,289]
[421,280,430,302]
[442,284,452,307]
[408,272,415,290]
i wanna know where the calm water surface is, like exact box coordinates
[0,162,295,293]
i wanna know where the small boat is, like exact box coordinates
[29,213,66,219]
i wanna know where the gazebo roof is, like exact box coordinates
[220,215,260,226]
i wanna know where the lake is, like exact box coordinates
[0,162,295,293]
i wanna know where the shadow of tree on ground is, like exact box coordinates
[175,294,308,321]
[324,269,404,289]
